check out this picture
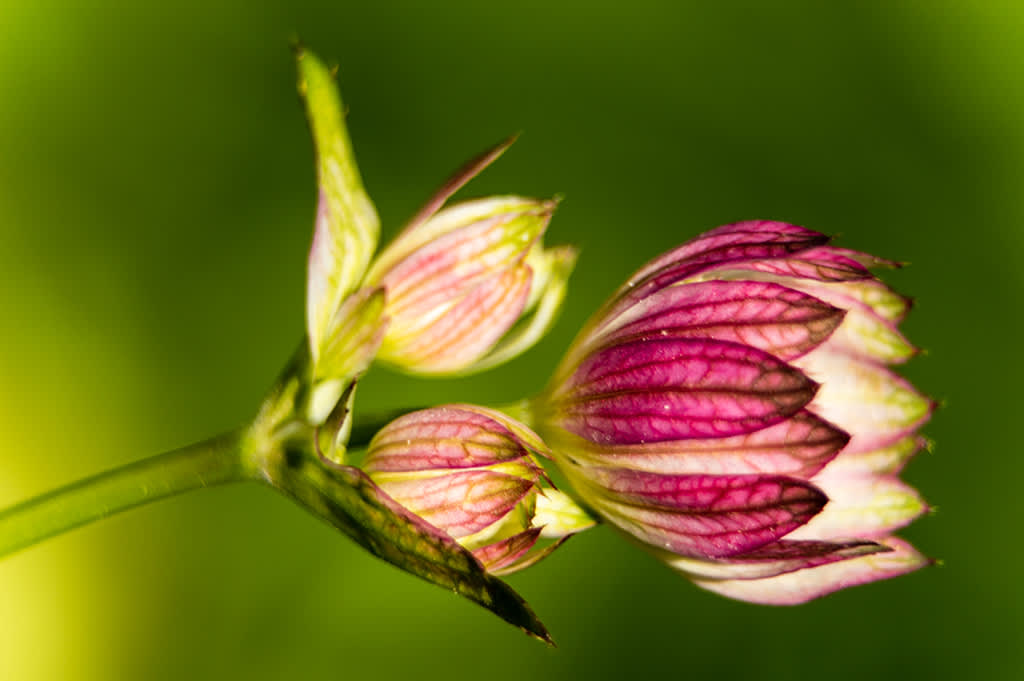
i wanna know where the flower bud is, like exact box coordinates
[361,138,575,375]
[534,220,933,604]
[364,405,594,574]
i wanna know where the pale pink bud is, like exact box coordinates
[364,405,594,574]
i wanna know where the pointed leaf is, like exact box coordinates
[299,49,380,362]
[268,455,551,642]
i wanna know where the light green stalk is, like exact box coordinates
[0,430,246,559]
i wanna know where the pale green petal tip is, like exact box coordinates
[534,489,598,538]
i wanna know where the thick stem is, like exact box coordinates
[0,429,247,559]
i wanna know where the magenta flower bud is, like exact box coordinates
[364,405,594,575]
[534,220,933,604]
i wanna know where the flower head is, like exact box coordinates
[364,405,594,575]
[533,220,933,604]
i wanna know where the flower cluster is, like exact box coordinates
[285,48,931,636]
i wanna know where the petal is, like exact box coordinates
[820,434,929,477]
[533,489,599,538]
[300,52,380,360]
[558,338,818,444]
[601,221,828,320]
[795,349,934,454]
[787,283,917,364]
[580,468,827,559]
[473,527,543,573]
[665,539,888,580]
[629,221,830,285]
[314,287,388,384]
[692,536,930,604]
[553,410,848,479]
[380,265,532,374]
[469,244,578,373]
[787,473,929,541]
[374,470,535,539]
[593,280,844,361]
[697,245,873,283]
[365,407,529,472]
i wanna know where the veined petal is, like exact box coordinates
[314,287,388,384]
[796,349,934,454]
[365,407,530,473]
[299,51,380,361]
[379,265,532,374]
[550,410,848,479]
[692,536,930,605]
[787,283,917,364]
[694,246,873,283]
[473,527,543,573]
[593,280,844,361]
[579,468,826,558]
[601,221,826,319]
[628,221,830,285]
[665,539,887,581]
[373,469,535,539]
[370,198,553,307]
[558,338,818,444]
[787,473,929,541]
[468,244,578,373]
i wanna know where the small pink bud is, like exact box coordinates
[364,405,594,574]
[362,138,576,375]
[535,220,933,603]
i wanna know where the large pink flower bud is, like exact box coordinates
[534,220,933,604]
[364,405,594,575]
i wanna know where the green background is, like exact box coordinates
[0,1,1016,679]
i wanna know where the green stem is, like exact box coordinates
[0,429,247,559]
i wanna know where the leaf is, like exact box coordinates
[265,450,553,643]
[297,48,381,364]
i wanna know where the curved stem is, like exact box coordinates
[0,429,247,559]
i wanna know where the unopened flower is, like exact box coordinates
[363,141,576,376]
[364,405,594,574]
[533,220,933,604]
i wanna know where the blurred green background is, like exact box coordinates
[0,0,1018,679]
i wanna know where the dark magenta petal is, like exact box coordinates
[629,221,830,284]
[605,222,830,320]
[366,406,526,473]
[560,338,818,444]
[586,468,827,558]
[596,280,844,361]
[667,539,887,581]
[573,410,848,479]
[703,246,873,282]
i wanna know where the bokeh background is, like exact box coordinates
[0,1,1018,679]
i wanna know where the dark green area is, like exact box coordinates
[0,1,1016,679]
